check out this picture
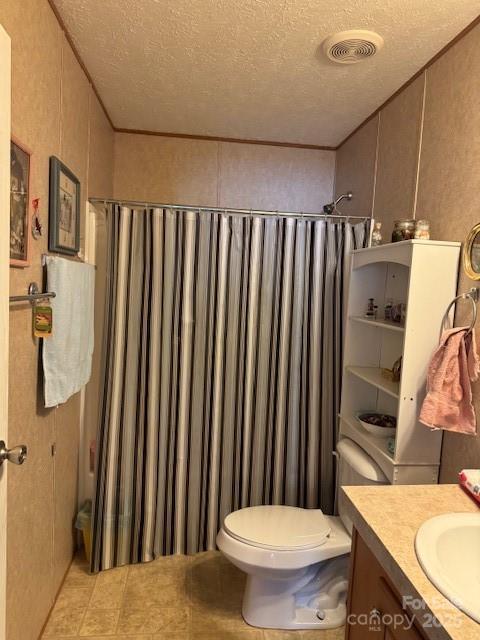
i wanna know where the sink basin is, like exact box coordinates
[415,512,480,624]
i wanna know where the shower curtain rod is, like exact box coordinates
[88,198,370,222]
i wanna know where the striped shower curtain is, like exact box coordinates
[91,205,369,571]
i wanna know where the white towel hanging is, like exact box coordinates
[42,256,95,407]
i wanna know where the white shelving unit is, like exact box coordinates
[339,240,461,484]
[349,316,405,333]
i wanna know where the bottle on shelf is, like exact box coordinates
[371,221,382,246]
[384,298,393,321]
[365,298,378,319]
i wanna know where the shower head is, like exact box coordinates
[323,192,353,215]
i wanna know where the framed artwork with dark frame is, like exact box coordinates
[10,138,31,267]
[49,156,80,255]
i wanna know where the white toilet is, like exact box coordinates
[216,438,388,630]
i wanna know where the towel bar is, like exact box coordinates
[9,282,56,304]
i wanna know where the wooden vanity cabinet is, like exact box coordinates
[346,529,426,640]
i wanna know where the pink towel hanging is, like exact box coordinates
[419,326,479,434]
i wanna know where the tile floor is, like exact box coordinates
[42,550,345,639]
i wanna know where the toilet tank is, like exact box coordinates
[336,438,388,534]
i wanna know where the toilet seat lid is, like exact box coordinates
[223,506,331,550]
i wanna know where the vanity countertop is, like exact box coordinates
[342,484,479,640]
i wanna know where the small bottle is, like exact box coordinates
[371,221,382,246]
[366,298,376,318]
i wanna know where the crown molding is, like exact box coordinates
[48,2,480,152]
[114,128,336,150]
[338,12,480,148]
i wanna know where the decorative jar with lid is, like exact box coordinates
[392,219,415,242]
[414,219,430,240]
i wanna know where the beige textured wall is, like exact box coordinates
[373,74,425,230]
[334,22,480,481]
[334,116,379,219]
[415,24,480,482]
[113,133,335,211]
[0,1,114,639]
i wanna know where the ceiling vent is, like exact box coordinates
[323,30,384,65]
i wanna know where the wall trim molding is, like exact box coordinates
[47,0,114,130]
[47,0,334,151]
[411,71,428,219]
[337,13,480,149]
[47,1,480,152]
[113,128,336,150]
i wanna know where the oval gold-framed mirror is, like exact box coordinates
[464,222,480,280]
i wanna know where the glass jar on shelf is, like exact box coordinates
[414,219,430,240]
[371,221,382,246]
[392,219,415,242]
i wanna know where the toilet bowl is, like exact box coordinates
[216,438,388,630]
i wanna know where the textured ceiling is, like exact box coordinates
[52,0,480,146]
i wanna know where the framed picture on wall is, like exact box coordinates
[49,156,80,255]
[10,138,31,267]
